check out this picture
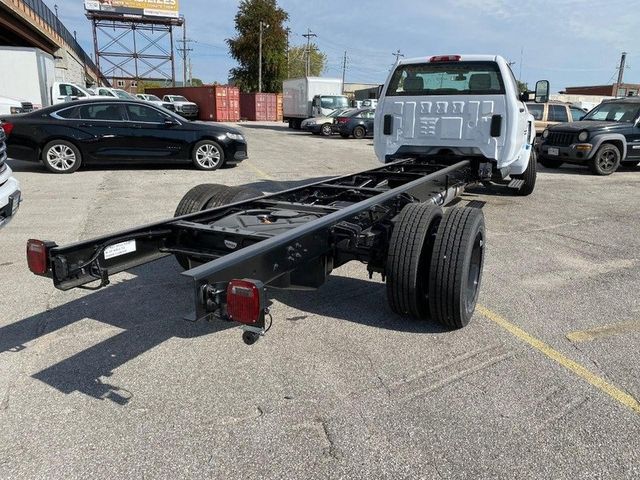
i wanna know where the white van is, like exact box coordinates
[0,129,20,228]
[374,54,548,195]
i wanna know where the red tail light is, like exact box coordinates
[27,239,52,275]
[429,55,461,62]
[1,122,14,136]
[227,279,265,325]
[337,117,348,124]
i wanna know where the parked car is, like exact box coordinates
[335,108,376,139]
[527,101,587,136]
[0,127,21,228]
[301,108,354,136]
[136,93,175,111]
[1,98,247,173]
[538,97,640,175]
[162,95,199,119]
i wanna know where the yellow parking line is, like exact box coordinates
[476,305,640,415]
[566,320,640,343]
[243,160,275,181]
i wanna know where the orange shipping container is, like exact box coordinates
[276,93,283,121]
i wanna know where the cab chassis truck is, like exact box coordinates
[27,158,488,344]
[27,54,547,344]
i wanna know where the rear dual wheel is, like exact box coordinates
[386,203,486,328]
[173,183,261,270]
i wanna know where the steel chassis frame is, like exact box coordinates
[42,158,478,325]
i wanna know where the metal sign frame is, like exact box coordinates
[88,13,183,86]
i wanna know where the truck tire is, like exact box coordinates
[429,206,486,329]
[41,140,82,173]
[192,140,225,171]
[386,202,443,319]
[539,157,563,169]
[511,149,537,196]
[589,143,621,175]
[173,184,261,269]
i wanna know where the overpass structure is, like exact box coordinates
[0,0,106,86]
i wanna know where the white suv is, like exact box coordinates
[0,128,20,228]
[374,54,548,195]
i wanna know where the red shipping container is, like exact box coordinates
[240,92,277,121]
[145,85,238,122]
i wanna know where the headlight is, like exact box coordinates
[542,129,549,138]
[578,130,589,142]
[10,107,22,114]
[307,121,316,125]
[226,132,244,141]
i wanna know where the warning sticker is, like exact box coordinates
[103,240,137,260]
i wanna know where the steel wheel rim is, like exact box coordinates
[465,231,484,313]
[195,143,221,169]
[354,127,364,138]
[598,150,616,171]
[46,144,76,171]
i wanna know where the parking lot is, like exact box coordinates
[1,122,639,479]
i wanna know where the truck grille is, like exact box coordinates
[546,131,577,147]
[21,102,34,113]
[181,105,198,113]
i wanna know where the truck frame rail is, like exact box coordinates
[29,157,482,343]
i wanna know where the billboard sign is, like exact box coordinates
[84,0,179,19]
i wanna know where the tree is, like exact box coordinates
[190,78,203,87]
[287,44,327,78]
[227,0,289,92]
[517,80,529,94]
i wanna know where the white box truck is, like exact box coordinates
[0,46,55,112]
[282,77,349,129]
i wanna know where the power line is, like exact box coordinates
[176,19,194,86]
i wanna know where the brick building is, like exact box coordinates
[564,83,640,97]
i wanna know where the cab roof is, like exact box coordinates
[397,54,504,66]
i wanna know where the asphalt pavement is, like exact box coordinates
[1,122,639,479]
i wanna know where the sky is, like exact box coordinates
[45,0,638,92]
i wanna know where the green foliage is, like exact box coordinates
[517,80,529,94]
[190,78,203,87]
[227,0,289,92]
[287,44,327,78]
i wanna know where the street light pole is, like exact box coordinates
[258,21,269,93]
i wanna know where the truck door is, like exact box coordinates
[54,83,90,104]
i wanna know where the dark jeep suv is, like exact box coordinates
[538,97,640,175]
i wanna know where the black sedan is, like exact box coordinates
[335,108,375,139]
[1,99,247,173]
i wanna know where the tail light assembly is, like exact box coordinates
[27,239,55,275]
[226,279,268,345]
[429,55,461,63]
[1,122,14,137]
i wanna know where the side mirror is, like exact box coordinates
[534,80,550,103]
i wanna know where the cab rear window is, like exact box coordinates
[386,61,505,96]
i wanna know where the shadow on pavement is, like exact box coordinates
[272,274,450,335]
[1,257,234,404]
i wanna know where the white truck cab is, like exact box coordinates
[0,129,20,228]
[375,55,548,192]
[52,82,94,104]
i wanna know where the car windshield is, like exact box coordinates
[581,102,640,122]
[114,89,136,99]
[387,61,505,96]
[147,95,161,101]
[171,96,189,102]
[320,96,349,109]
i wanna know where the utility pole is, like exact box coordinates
[177,18,193,87]
[615,52,627,97]
[341,51,347,94]
[392,49,404,64]
[259,21,269,92]
[303,28,317,76]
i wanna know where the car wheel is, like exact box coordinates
[589,143,621,175]
[353,126,366,139]
[41,140,82,173]
[321,123,333,136]
[539,157,563,169]
[192,140,224,171]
